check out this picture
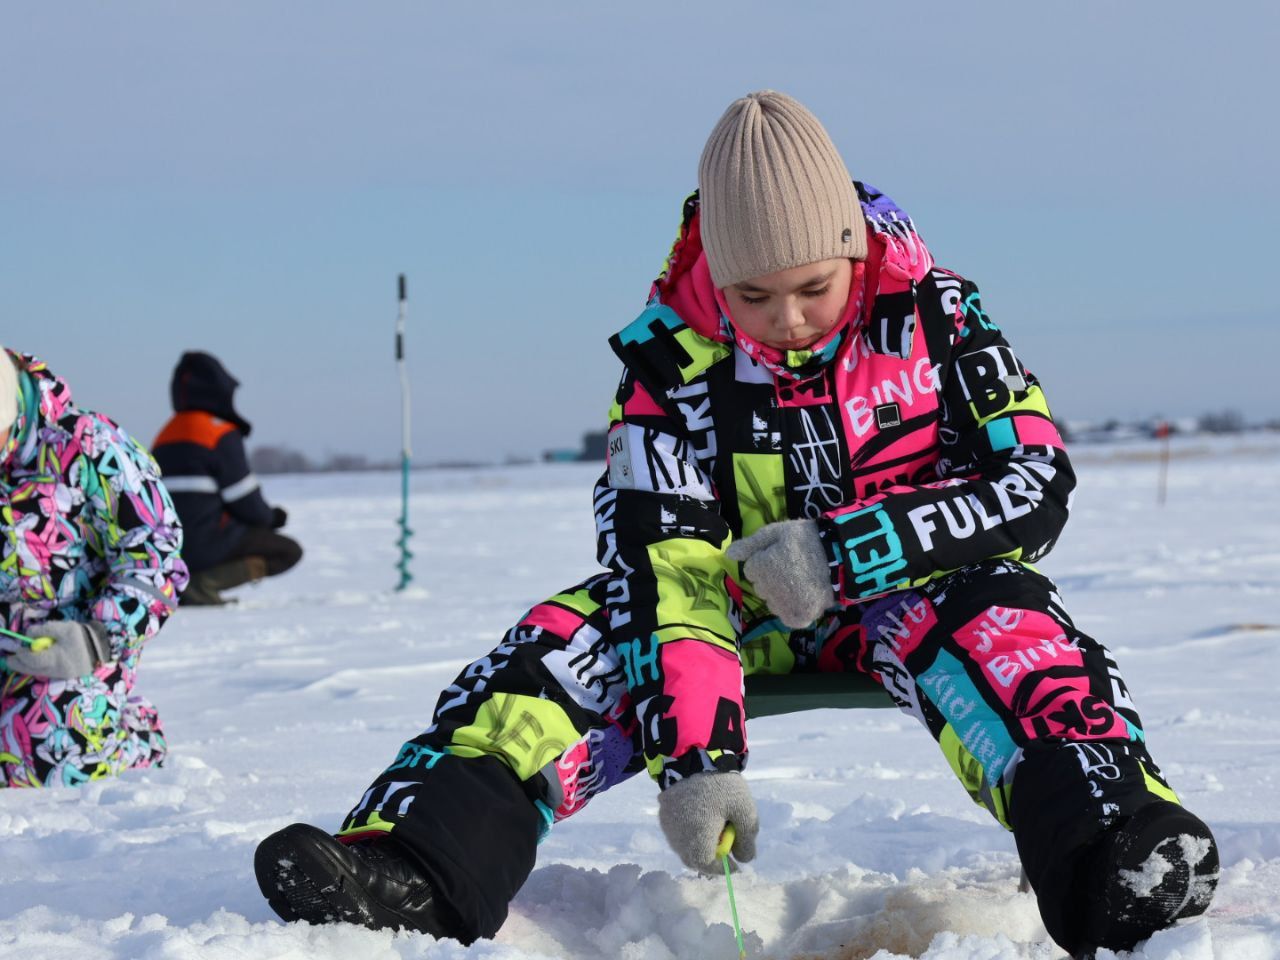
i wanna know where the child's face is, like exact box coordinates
[723,258,853,351]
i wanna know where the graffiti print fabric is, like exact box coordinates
[336,185,1170,942]
[338,559,1170,941]
[604,183,1074,786]
[0,352,187,787]
[338,575,638,938]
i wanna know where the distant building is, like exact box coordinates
[543,429,609,463]
[543,449,581,463]
[579,430,608,461]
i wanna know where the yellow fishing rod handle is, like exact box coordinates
[716,823,736,859]
[0,627,55,652]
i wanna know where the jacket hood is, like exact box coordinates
[650,182,935,346]
[1,351,77,470]
[170,351,253,436]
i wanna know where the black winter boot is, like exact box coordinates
[181,572,231,606]
[254,823,467,942]
[1072,800,1219,955]
[206,555,268,591]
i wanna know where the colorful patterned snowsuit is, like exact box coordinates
[0,353,187,787]
[339,186,1185,945]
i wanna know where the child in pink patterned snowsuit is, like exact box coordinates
[256,92,1219,958]
[0,349,188,787]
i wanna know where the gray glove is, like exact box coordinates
[4,621,111,679]
[726,519,834,628]
[657,770,759,874]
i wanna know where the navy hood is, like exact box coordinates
[170,351,253,437]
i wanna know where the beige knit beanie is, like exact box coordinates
[0,349,18,434]
[698,90,866,288]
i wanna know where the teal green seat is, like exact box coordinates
[744,672,893,719]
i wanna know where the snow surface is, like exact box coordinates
[3,435,1279,960]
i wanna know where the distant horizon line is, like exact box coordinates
[246,421,1280,476]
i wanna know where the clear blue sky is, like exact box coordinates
[4,2,1277,463]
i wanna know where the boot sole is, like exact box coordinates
[1113,801,1218,921]
[1090,800,1219,952]
[254,823,423,932]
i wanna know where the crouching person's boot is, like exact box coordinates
[205,555,268,593]
[180,572,229,606]
[183,556,269,607]
[254,823,469,943]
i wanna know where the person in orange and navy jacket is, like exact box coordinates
[151,352,301,606]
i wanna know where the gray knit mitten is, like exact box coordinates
[4,621,111,679]
[727,519,834,628]
[657,771,759,874]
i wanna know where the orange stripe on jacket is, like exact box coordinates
[152,411,237,451]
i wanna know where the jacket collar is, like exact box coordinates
[647,182,935,377]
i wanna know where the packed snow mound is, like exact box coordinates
[504,861,1045,960]
[5,438,1280,959]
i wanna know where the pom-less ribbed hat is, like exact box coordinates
[0,349,19,434]
[698,90,865,288]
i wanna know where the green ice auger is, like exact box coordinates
[394,273,414,591]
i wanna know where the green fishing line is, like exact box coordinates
[717,825,747,960]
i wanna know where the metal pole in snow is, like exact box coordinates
[395,274,414,590]
[1156,420,1170,507]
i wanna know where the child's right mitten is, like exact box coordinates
[657,770,759,874]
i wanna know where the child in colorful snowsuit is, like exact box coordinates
[0,349,188,787]
[255,92,1219,957]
